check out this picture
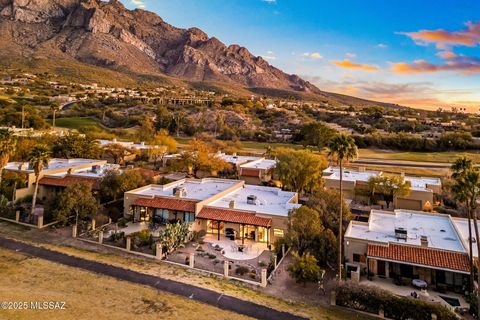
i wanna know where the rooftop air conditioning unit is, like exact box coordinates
[247,195,257,205]
[92,165,101,173]
[394,227,407,241]
[173,187,187,198]
[420,235,428,247]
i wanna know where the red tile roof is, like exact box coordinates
[197,207,272,227]
[133,197,197,212]
[367,243,470,273]
[240,168,261,177]
[39,176,100,190]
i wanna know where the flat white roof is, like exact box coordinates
[240,158,277,170]
[47,163,120,179]
[97,139,151,150]
[345,209,465,253]
[217,153,261,165]
[323,166,381,182]
[209,185,300,217]
[131,179,239,201]
[404,176,442,191]
[5,159,104,173]
[452,217,478,258]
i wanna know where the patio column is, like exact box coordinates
[261,268,267,287]
[72,224,77,238]
[242,224,245,245]
[189,253,195,268]
[98,231,103,244]
[224,260,229,278]
[156,243,163,259]
[126,236,131,251]
[217,220,221,240]
[91,218,96,231]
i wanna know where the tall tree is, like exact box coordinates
[367,175,410,209]
[451,157,475,290]
[28,145,51,217]
[328,133,358,281]
[274,148,327,195]
[53,183,98,226]
[0,129,17,188]
[297,121,336,151]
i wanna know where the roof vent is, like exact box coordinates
[173,187,187,198]
[395,227,407,241]
[229,200,235,209]
[420,235,428,247]
[247,195,257,205]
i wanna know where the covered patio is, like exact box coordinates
[196,207,272,245]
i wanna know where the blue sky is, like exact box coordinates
[124,0,480,111]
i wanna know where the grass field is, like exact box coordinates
[357,148,480,163]
[0,247,251,320]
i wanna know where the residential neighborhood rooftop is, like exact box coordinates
[5,158,105,173]
[323,166,381,182]
[208,184,300,217]
[216,153,261,165]
[404,176,442,191]
[345,209,466,253]
[239,158,277,170]
[128,178,240,201]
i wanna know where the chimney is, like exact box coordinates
[401,172,405,177]
[229,200,235,209]
[141,142,145,146]
[112,138,117,143]
[358,166,366,172]
[420,235,428,247]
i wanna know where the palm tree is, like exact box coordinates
[50,103,60,131]
[451,168,480,318]
[328,133,358,281]
[451,157,475,289]
[28,145,51,218]
[0,129,16,187]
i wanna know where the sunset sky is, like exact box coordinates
[125,0,480,112]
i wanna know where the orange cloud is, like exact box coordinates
[331,59,379,71]
[399,21,480,49]
[436,51,457,59]
[391,57,480,74]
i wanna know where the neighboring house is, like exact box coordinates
[216,152,262,169]
[123,178,300,245]
[322,166,442,211]
[4,159,119,201]
[238,158,277,185]
[344,209,471,293]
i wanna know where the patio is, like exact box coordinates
[360,277,469,310]
[203,233,269,260]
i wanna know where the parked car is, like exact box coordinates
[225,228,236,240]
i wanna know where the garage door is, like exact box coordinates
[396,198,422,211]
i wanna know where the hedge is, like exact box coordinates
[335,282,457,320]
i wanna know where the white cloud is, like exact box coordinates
[262,51,276,60]
[346,52,357,58]
[262,0,277,3]
[376,43,388,49]
[131,0,146,9]
[310,52,323,59]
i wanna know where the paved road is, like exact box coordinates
[0,236,307,320]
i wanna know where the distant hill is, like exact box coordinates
[0,0,405,109]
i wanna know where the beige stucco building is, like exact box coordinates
[123,178,300,245]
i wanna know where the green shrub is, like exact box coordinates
[207,253,216,259]
[335,282,457,320]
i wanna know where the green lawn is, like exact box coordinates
[55,117,108,131]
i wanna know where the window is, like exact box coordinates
[184,212,195,223]
[274,229,284,237]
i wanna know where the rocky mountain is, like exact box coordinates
[0,0,322,94]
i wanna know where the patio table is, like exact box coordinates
[412,279,428,289]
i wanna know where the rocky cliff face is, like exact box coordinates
[0,0,322,93]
